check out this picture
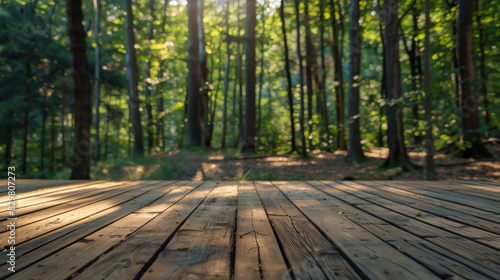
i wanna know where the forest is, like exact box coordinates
[0,0,498,181]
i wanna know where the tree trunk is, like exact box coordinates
[144,0,155,153]
[221,1,231,148]
[319,0,330,150]
[378,10,386,148]
[304,0,314,150]
[382,0,413,170]
[156,0,169,151]
[456,0,491,158]
[242,0,257,152]
[423,0,436,178]
[66,0,92,179]
[280,0,297,152]
[330,0,346,150]
[347,0,366,163]
[476,0,489,137]
[93,0,101,161]
[4,111,14,166]
[41,105,47,171]
[124,0,144,156]
[235,0,244,146]
[50,113,56,172]
[294,0,307,157]
[60,93,66,166]
[197,0,210,146]
[257,5,266,136]
[186,0,203,146]
[22,57,31,174]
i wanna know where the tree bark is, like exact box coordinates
[330,0,346,150]
[186,0,203,146]
[280,0,297,152]
[304,0,314,150]
[294,0,307,157]
[124,0,144,156]
[382,0,413,170]
[242,0,257,152]
[318,0,330,150]
[197,0,210,146]
[347,0,366,163]
[93,0,101,161]
[41,103,47,171]
[221,1,231,148]
[144,0,155,153]
[456,0,490,158]
[66,0,92,179]
[476,0,489,137]
[60,93,66,166]
[50,113,56,172]
[423,0,436,178]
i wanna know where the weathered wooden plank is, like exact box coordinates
[0,181,164,247]
[0,181,136,220]
[0,180,100,202]
[274,181,440,280]
[142,182,237,279]
[339,181,500,249]
[10,182,203,279]
[382,181,500,214]
[235,181,290,280]
[424,181,500,202]
[255,181,361,280]
[320,181,500,277]
[0,181,192,278]
[73,181,216,279]
[304,181,493,279]
[355,181,500,234]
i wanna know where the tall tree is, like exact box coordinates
[186,0,203,146]
[318,0,330,150]
[197,0,210,146]
[423,0,436,178]
[304,0,314,149]
[330,0,346,150]
[475,0,489,136]
[456,0,491,158]
[221,1,231,148]
[280,0,297,152]
[242,0,257,152]
[347,0,366,163]
[294,0,307,157]
[382,0,413,169]
[66,0,92,179]
[93,0,101,161]
[124,0,144,155]
[144,0,155,153]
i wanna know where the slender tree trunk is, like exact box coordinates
[330,0,346,150]
[197,0,210,146]
[50,113,56,172]
[378,11,386,148]
[304,0,314,150]
[347,0,366,163]
[221,2,231,148]
[242,0,257,152]
[280,0,297,152]
[144,0,155,153]
[66,0,92,179]
[423,0,436,178]
[319,0,330,150]
[186,0,202,146]
[93,0,101,161]
[236,0,244,146]
[456,0,490,158]
[476,0,489,137]
[41,104,47,171]
[60,93,66,166]
[294,0,307,157]
[382,0,413,170]
[5,111,14,166]
[22,57,31,174]
[156,0,169,151]
[257,4,266,136]
[124,0,144,155]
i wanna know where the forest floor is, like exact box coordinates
[89,139,500,182]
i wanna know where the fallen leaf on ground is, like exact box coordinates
[177,247,189,250]
[397,246,405,253]
[416,212,422,216]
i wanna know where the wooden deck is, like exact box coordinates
[2,180,500,279]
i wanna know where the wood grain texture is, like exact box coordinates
[235,181,290,280]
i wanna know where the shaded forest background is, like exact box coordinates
[0,0,499,180]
